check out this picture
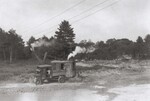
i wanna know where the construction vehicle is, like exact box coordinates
[34,60,76,85]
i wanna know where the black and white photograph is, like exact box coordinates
[0,0,150,101]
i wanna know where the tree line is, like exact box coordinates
[76,35,150,60]
[0,20,150,63]
[0,20,75,63]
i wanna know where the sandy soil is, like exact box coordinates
[0,60,150,101]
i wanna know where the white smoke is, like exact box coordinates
[67,46,95,60]
[67,46,86,60]
[86,46,95,53]
[31,39,55,51]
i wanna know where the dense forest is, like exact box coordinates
[0,20,150,63]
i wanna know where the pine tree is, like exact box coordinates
[27,36,36,47]
[7,29,25,63]
[54,20,75,59]
[135,36,145,59]
[144,34,150,58]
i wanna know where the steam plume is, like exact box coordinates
[86,46,95,53]
[31,39,55,51]
[67,46,86,60]
[67,46,96,60]
[67,46,83,60]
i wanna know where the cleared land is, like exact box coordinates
[0,60,150,101]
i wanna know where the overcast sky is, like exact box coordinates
[0,0,150,43]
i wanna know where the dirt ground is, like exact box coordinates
[0,60,150,101]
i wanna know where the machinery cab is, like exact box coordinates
[51,60,76,78]
[35,60,76,85]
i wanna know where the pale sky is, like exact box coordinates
[0,0,150,43]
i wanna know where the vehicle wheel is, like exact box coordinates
[58,76,65,83]
[36,78,42,85]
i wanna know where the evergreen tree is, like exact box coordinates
[0,28,8,60]
[144,34,150,58]
[7,29,25,63]
[134,36,145,59]
[54,20,75,59]
[25,36,36,59]
[27,36,36,47]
